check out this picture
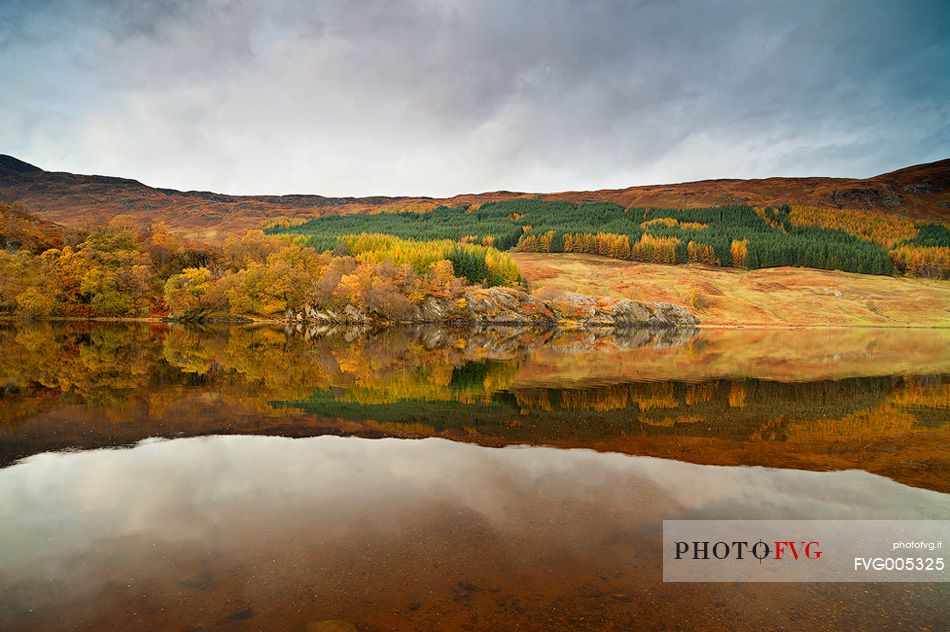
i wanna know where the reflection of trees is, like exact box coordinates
[0,324,527,426]
[517,383,681,412]
[887,378,950,410]
[783,378,949,443]
[1,322,160,409]
[2,322,946,493]
[783,405,917,442]
[511,378,894,417]
[284,372,947,448]
[1,323,946,449]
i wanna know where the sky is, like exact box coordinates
[1,0,948,197]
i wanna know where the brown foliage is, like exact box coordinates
[563,233,631,259]
[789,206,918,248]
[730,239,749,268]
[1,218,504,319]
[687,241,718,265]
[889,245,950,279]
[632,234,680,264]
[687,288,709,310]
[0,203,71,253]
[516,230,554,252]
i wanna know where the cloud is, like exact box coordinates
[0,0,948,195]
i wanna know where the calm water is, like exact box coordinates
[0,322,948,631]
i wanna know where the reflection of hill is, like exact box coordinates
[514,327,950,386]
[279,375,948,491]
[280,375,946,445]
[0,322,946,491]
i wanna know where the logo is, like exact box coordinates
[674,539,822,561]
[663,520,948,583]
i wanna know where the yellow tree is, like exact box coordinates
[164,267,216,316]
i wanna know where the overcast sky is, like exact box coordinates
[1,0,948,196]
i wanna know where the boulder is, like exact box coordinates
[342,304,365,323]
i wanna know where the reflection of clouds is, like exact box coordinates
[0,436,946,587]
[637,461,944,520]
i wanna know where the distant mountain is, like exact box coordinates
[1,154,946,238]
[559,160,950,221]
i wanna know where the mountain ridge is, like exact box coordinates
[1,154,946,238]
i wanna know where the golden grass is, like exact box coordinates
[513,252,950,327]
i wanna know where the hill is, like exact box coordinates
[514,252,950,327]
[0,202,73,253]
[1,154,947,238]
[550,160,950,221]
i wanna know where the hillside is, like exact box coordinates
[0,202,73,252]
[1,154,947,238]
[552,160,950,221]
[514,252,950,327]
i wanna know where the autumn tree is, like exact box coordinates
[164,267,218,317]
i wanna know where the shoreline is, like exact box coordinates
[1,315,949,329]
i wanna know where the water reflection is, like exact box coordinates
[0,436,947,631]
[0,322,948,491]
[1,322,949,630]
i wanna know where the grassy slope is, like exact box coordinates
[514,252,950,327]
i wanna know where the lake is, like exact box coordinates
[0,322,947,631]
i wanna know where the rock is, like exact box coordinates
[464,287,540,324]
[178,570,212,590]
[609,299,653,324]
[419,296,450,321]
[342,304,365,323]
[287,289,699,328]
[648,302,701,327]
[903,181,941,194]
[226,607,254,620]
[828,187,902,208]
[545,292,597,320]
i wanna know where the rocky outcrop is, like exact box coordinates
[286,287,699,328]
[828,186,902,207]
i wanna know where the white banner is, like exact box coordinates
[663,520,948,582]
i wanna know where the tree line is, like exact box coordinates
[0,215,525,320]
[269,200,927,276]
[338,233,521,286]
